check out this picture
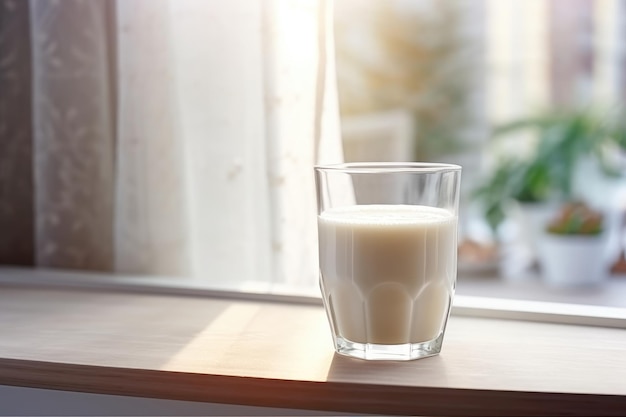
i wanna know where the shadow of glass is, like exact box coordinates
[323,352,451,415]
[326,351,450,386]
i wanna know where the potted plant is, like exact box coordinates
[538,202,608,286]
[472,109,625,254]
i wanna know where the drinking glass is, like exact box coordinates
[315,162,461,361]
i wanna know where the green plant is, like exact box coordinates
[546,202,603,235]
[473,109,625,234]
[472,158,551,232]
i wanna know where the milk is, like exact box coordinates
[318,204,457,345]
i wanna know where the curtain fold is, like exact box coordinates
[262,0,343,286]
[29,0,115,270]
[167,0,273,283]
[0,0,342,288]
[0,0,34,265]
[115,0,190,276]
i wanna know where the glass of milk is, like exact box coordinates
[315,163,461,361]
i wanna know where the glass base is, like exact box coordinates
[334,333,444,361]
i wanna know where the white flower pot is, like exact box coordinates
[504,200,559,267]
[538,233,609,287]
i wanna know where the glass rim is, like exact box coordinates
[314,162,461,174]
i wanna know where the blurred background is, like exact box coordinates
[335,0,626,301]
[2,0,626,305]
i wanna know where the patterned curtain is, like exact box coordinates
[30,0,117,270]
[0,0,342,288]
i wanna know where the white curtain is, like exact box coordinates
[27,0,342,288]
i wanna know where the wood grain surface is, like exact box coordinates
[0,284,625,416]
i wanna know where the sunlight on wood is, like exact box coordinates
[162,303,335,382]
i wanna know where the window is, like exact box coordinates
[334,0,626,309]
[1,0,626,318]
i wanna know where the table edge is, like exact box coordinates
[1,358,625,416]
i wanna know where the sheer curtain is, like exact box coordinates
[0,0,342,288]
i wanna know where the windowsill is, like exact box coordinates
[458,269,626,309]
[1,273,626,415]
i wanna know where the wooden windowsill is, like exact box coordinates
[1,283,625,416]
